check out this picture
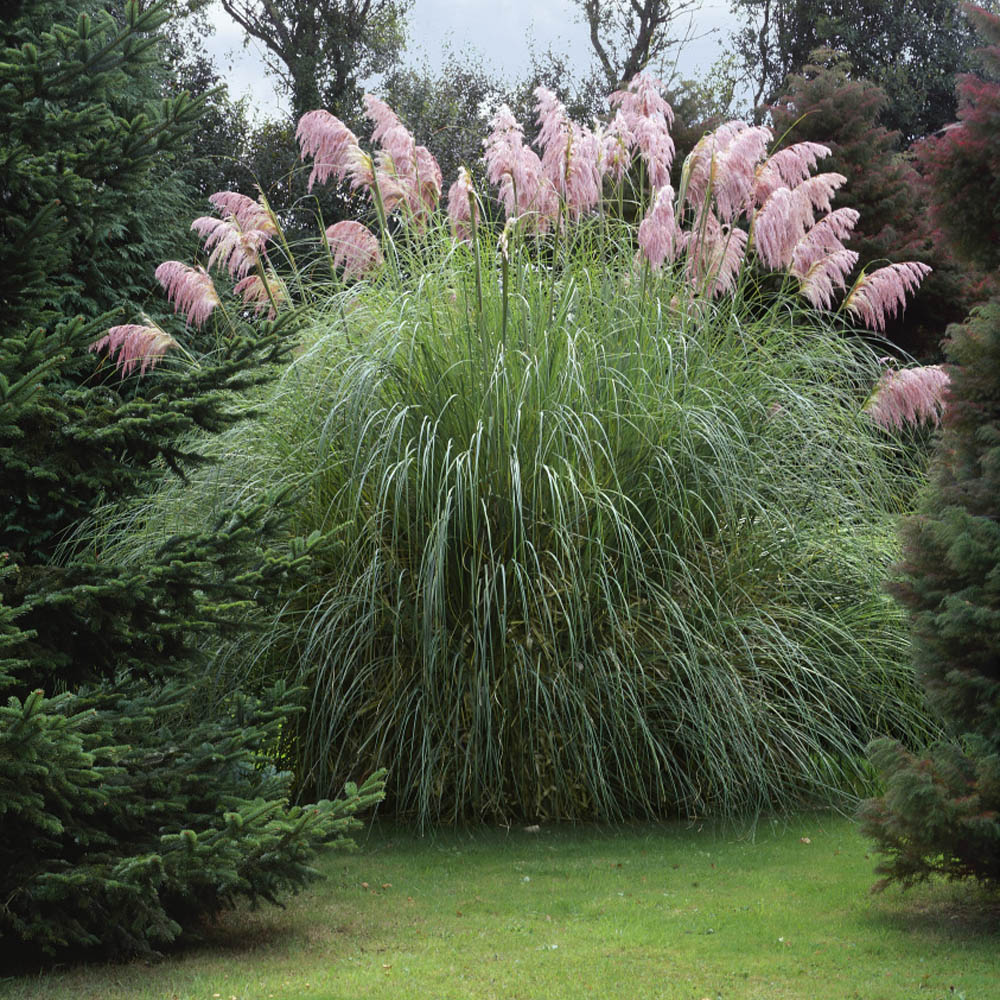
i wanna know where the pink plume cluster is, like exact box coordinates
[865,363,950,432]
[326,220,383,281]
[208,191,277,235]
[361,94,442,225]
[609,73,675,187]
[447,166,479,243]
[90,323,179,377]
[844,262,934,332]
[296,110,365,191]
[685,214,749,297]
[637,185,680,272]
[534,86,602,220]
[154,262,219,327]
[752,142,831,204]
[598,110,633,183]
[233,271,287,318]
[483,104,557,231]
[191,190,277,279]
[296,98,442,227]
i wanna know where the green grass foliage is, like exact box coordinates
[113,222,933,826]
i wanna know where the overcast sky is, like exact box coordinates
[204,0,735,120]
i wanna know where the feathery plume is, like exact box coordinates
[296,110,363,191]
[363,93,404,146]
[534,87,601,219]
[712,124,771,222]
[326,220,383,281]
[686,212,748,297]
[484,104,556,230]
[361,94,442,224]
[190,215,271,278]
[794,172,848,217]
[843,262,933,331]
[447,166,479,243]
[788,207,861,302]
[865,363,950,432]
[751,186,812,269]
[682,121,746,212]
[753,141,831,204]
[637,185,680,272]
[208,191,277,236]
[155,262,219,327]
[610,73,675,187]
[795,247,860,309]
[90,322,179,377]
[598,110,633,183]
[233,270,287,319]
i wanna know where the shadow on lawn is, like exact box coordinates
[867,881,1000,941]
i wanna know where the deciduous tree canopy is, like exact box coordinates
[219,0,409,118]
[730,0,994,140]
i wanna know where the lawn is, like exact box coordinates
[5,813,998,1000]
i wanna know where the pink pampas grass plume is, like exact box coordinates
[611,73,675,188]
[712,124,771,222]
[751,187,811,269]
[610,73,675,187]
[190,215,271,278]
[90,323,179,377]
[296,110,363,191]
[447,166,479,243]
[326,220,383,281]
[793,172,848,218]
[610,72,675,126]
[155,262,219,327]
[865,363,950,432]
[233,271,287,319]
[208,191,277,236]
[843,262,933,331]
[637,185,680,272]
[795,247,860,309]
[753,141,831,204]
[682,121,746,212]
[415,144,443,205]
[686,213,748,297]
[534,87,602,220]
[598,109,633,183]
[363,93,405,146]
[484,104,556,230]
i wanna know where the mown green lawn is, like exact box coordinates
[5,813,998,1000]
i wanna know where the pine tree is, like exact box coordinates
[1,0,382,961]
[858,5,1000,891]
[859,300,1000,889]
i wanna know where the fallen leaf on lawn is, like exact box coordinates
[800,837,811,844]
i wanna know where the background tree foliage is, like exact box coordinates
[729,0,993,140]
[573,0,701,89]
[218,0,410,119]
[860,3,1000,890]
[769,51,974,356]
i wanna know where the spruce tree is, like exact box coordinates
[1,0,382,961]
[858,4,1000,891]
